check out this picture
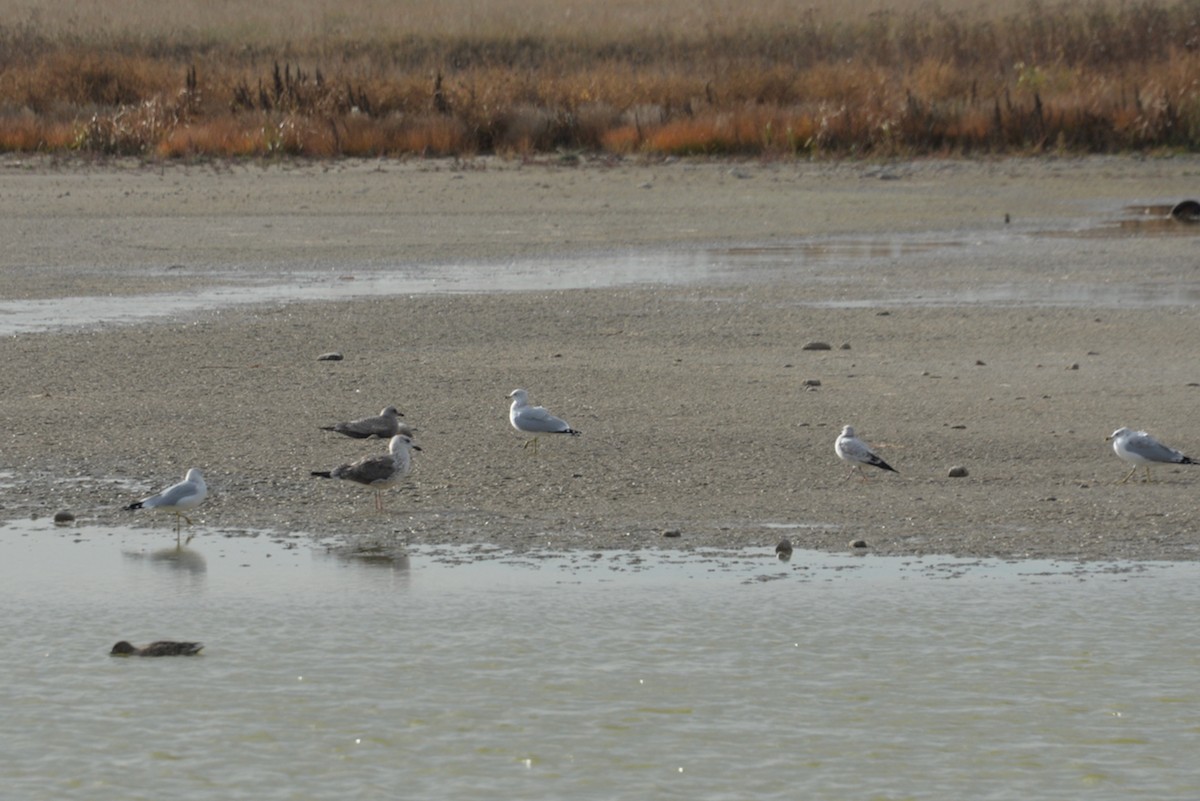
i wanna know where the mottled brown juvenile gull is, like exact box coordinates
[111,641,204,657]
[835,425,898,481]
[124,468,207,543]
[320,406,405,439]
[1106,427,1195,484]
[507,388,580,454]
[312,434,420,511]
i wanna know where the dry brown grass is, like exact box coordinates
[1,0,1197,158]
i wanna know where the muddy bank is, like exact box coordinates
[2,155,1199,561]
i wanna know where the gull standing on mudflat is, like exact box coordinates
[311,434,420,511]
[125,468,207,543]
[1106,427,1196,484]
[320,406,406,439]
[835,425,898,480]
[507,388,580,453]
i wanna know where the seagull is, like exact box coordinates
[311,434,420,511]
[835,425,898,481]
[1106,427,1196,484]
[507,388,580,454]
[320,406,406,439]
[775,538,793,561]
[110,641,204,657]
[125,468,207,543]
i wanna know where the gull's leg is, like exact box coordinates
[1118,465,1138,484]
[1144,466,1154,483]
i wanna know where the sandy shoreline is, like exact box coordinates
[2,154,1200,561]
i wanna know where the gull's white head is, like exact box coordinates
[1107,427,1131,442]
[380,406,401,417]
[840,425,856,438]
[184,468,205,484]
[508,389,529,405]
[389,434,420,453]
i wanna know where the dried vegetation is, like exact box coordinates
[0,0,1197,158]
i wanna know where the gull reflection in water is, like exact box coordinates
[123,544,208,575]
[322,541,412,589]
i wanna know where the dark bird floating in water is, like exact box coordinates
[111,640,204,657]
[775,538,794,561]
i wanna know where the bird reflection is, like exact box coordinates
[332,550,411,572]
[321,542,412,588]
[123,544,208,575]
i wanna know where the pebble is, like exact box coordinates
[53,510,75,524]
[849,539,868,549]
[948,465,969,477]
[801,342,831,351]
[774,538,793,561]
[317,352,344,361]
[661,529,681,538]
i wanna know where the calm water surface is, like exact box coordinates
[2,521,1198,800]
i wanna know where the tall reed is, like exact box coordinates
[0,0,1196,157]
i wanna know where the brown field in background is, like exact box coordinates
[1,0,1198,158]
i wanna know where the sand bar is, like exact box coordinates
[2,154,1199,561]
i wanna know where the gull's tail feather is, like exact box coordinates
[125,501,145,511]
[869,456,898,473]
[311,471,334,479]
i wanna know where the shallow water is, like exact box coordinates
[3,520,1198,800]
[2,202,1198,334]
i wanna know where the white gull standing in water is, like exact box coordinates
[125,468,207,543]
[312,434,420,511]
[507,388,580,454]
[835,425,898,481]
[1106,427,1195,484]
